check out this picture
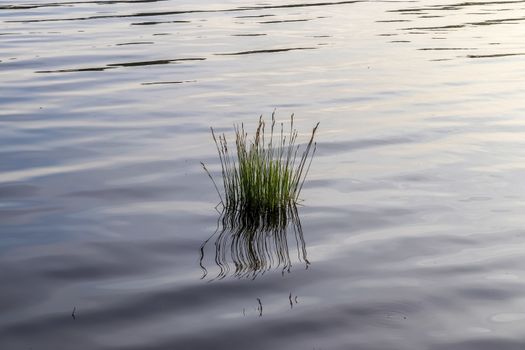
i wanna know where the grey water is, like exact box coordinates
[2,0,525,349]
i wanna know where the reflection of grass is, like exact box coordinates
[202,112,319,213]
[199,204,309,280]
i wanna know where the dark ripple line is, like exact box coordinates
[35,66,117,73]
[215,47,317,56]
[107,58,205,67]
[376,19,411,22]
[402,24,466,30]
[467,52,525,58]
[115,41,154,46]
[402,16,525,31]
[0,0,169,10]
[35,57,205,73]
[469,16,525,25]
[418,47,476,50]
[389,0,525,13]
[235,14,275,18]
[232,33,267,36]
[131,20,191,25]
[259,18,312,24]
[5,1,361,23]
[141,80,196,85]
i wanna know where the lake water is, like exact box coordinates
[2,0,525,349]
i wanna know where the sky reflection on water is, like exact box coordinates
[2,0,525,349]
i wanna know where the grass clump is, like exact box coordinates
[202,112,319,214]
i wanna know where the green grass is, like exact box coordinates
[202,112,319,214]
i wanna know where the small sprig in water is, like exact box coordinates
[202,112,319,214]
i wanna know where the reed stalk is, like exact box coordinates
[202,112,319,214]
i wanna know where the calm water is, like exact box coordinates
[2,0,525,349]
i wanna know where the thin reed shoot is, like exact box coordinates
[202,113,319,214]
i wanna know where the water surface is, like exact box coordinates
[2,0,525,349]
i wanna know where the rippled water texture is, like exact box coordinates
[2,0,525,349]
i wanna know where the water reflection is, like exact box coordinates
[379,0,525,60]
[199,205,309,280]
[5,1,361,23]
